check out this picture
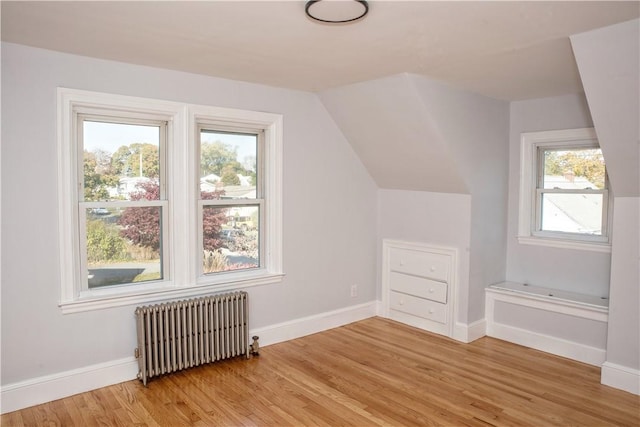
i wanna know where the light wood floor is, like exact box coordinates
[3,317,639,426]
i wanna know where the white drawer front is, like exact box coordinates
[389,291,447,324]
[390,272,448,303]
[389,248,450,282]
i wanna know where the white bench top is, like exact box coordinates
[487,281,609,309]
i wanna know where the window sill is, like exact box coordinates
[59,272,285,314]
[517,236,611,253]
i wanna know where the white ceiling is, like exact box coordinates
[2,1,638,101]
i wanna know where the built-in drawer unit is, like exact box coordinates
[382,240,457,338]
[389,271,447,304]
[389,248,449,282]
[389,291,447,324]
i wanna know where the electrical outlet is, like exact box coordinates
[350,284,358,298]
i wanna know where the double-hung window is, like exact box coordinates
[58,89,283,313]
[190,106,283,288]
[518,128,612,252]
[80,116,168,289]
[197,126,262,277]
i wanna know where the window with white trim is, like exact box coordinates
[197,127,261,276]
[518,128,612,252]
[81,117,168,289]
[58,89,283,313]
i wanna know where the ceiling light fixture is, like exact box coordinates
[305,0,369,24]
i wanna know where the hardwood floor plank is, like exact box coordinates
[108,381,161,427]
[0,410,25,427]
[2,317,638,426]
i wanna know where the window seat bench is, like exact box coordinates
[485,281,608,366]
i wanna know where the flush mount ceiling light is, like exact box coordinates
[305,0,369,24]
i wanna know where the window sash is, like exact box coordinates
[197,124,263,197]
[197,201,264,277]
[531,139,610,242]
[536,143,602,185]
[78,202,169,291]
[534,189,609,240]
[77,114,169,292]
[196,124,265,281]
[78,114,168,202]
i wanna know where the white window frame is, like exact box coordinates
[77,114,171,297]
[517,127,612,253]
[189,105,283,288]
[58,88,283,314]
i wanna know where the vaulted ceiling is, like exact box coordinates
[2,1,638,101]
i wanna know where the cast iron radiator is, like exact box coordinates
[135,291,249,385]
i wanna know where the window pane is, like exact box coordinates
[202,206,259,274]
[542,148,605,189]
[541,193,603,235]
[83,120,161,201]
[200,130,257,199]
[86,207,163,288]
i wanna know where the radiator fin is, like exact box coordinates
[135,291,249,385]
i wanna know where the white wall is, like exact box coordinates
[571,19,639,198]
[0,43,378,389]
[605,199,640,370]
[571,19,639,393]
[320,74,509,326]
[410,75,510,322]
[319,74,468,193]
[496,94,613,377]
[506,94,611,296]
[377,190,472,323]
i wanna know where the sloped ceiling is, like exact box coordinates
[571,19,639,197]
[319,73,509,195]
[1,1,638,101]
[319,74,468,193]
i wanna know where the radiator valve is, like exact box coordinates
[250,335,260,356]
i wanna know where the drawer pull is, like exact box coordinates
[428,309,434,314]
[399,299,404,305]
[430,266,436,272]
[400,260,405,266]
[429,288,435,293]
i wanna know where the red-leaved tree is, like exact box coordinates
[118,181,227,253]
[201,190,228,251]
[118,180,162,251]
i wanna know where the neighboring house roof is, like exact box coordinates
[202,173,220,183]
[544,174,599,190]
[237,174,251,186]
[542,175,603,234]
[221,186,256,199]
[108,176,155,200]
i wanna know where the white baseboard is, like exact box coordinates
[487,322,606,366]
[1,301,378,414]
[601,362,640,395]
[1,357,139,414]
[251,301,379,347]
[453,319,486,343]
